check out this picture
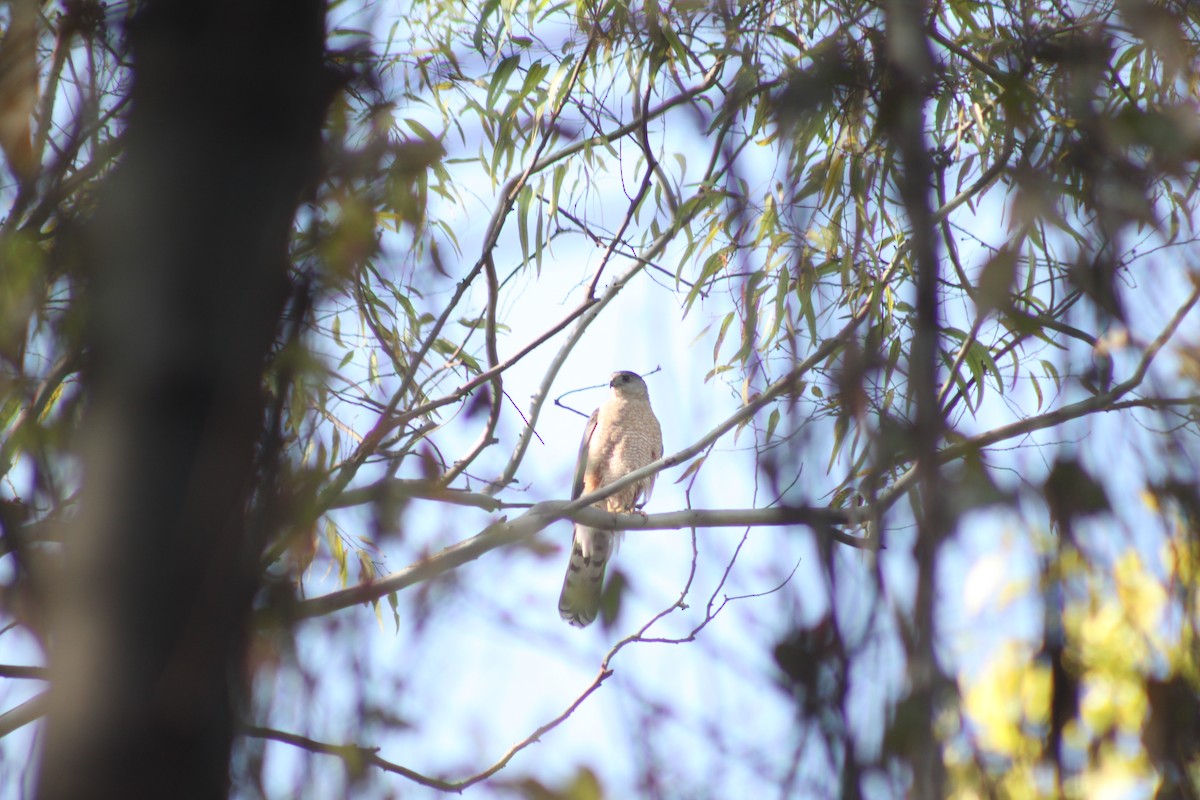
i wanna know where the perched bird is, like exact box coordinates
[558,371,663,627]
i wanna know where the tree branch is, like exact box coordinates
[872,279,1200,516]
[287,499,868,621]
[245,665,613,792]
[327,478,507,512]
[0,663,48,680]
[0,691,46,738]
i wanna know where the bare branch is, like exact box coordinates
[327,478,508,512]
[243,725,456,790]
[287,500,867,621]
[0,691,46,738]
[245,666,613,792]
[0,664,47,680]
[439,251,503,485]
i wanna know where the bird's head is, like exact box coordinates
[609,370,649,399]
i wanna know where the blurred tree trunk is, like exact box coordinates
[35,2,328,798]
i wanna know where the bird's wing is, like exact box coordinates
[571,409,600,500]
[639,412,664,505]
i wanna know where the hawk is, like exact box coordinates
[558,371,663,627]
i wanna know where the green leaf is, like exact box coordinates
[519,59,548,100]
[517,183,532,266]
[827,414,848,473]
[713,311,735,362]
[404,118,441,143]
[472,0,501,53]
[684,247,728,313]
[767,24,803,49]
[550,163,567,219]
[488,54,521,112]
[388,591,400,634]
[971,341,1004,395]
[326,521,348,586]
[544,54,576,113]
[1040,359,1062,393]
[765,407,781,443]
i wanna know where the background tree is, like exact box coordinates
[2,0,1200,798]
[3,0,330,797]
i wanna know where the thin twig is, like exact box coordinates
[244,666,614,793]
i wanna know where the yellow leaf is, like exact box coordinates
[1113,550,1166,633]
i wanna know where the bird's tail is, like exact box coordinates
[558,525,614,627]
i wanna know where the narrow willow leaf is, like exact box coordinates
[766,407,781,443]
[488,54,520,110]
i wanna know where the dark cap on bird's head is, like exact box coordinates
[609,370,649,397]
